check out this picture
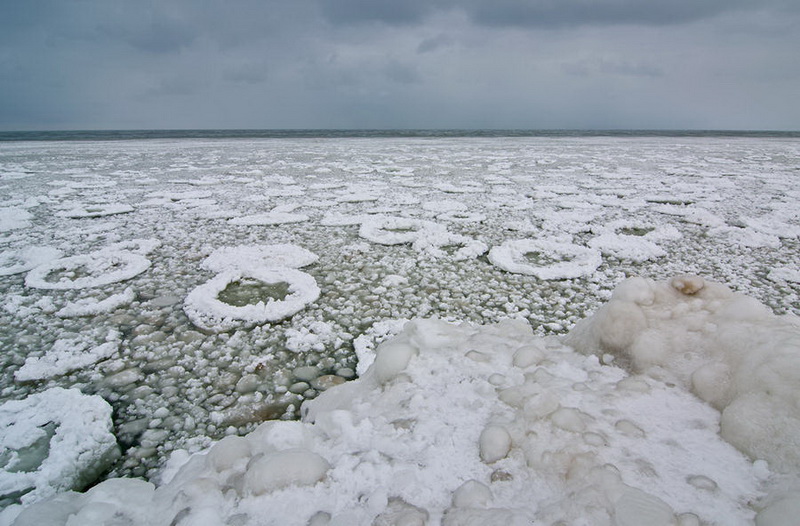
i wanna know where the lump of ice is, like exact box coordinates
[359,216,446,245]
[488,238,602,279]
[201,244,318,273]
[183,268,321,332]
[0,247,62,277]
[243,448,330,495]
[0,388,119,507]
[566,274,800,471]
[25,249,150,290]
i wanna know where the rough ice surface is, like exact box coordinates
[566,275,800,472]
[1,136,799,523]
[0,388,119,507]
[5,312,786,525]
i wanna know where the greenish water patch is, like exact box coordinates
[218,279,290,307]
[618,226,655,237]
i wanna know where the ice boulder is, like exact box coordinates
[566,274,800,471]
[0,388,119,507]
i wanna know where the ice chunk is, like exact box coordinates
[56,203,134,218]
[243,448,329,495]
[0,388,119,506]
[614,486,675,526]
[479,425,512,463]
[451,480,492,508]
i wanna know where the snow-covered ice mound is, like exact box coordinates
[11,276,800,525]
[183,268,321,332]
[201,244,318,273]
[0,388,119,507]
[566,274,800,472]
[488,238,602,279]
[24,249,151,290]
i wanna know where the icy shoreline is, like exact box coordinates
[3,275,799,525]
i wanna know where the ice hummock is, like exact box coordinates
[6,276,799,525]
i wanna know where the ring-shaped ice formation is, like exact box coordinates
[436,210,487,224]
[24,250,151,290]
[412,233,488,261]
[183,268,321,332]
[488,239,602,279]
[202,244,319,273]
[359,216,446,245]
[0,387,119,506]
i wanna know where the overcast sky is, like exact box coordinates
[1,0,799,131]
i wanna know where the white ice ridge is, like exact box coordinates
[24,249,151,290]
[0,388,119,507]
[10,276,800,525]
[183,268,321,332]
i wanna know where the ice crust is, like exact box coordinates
[10,277,800,525]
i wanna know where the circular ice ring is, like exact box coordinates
[25,250,150,289]
[488,239,601,280]
[183,267,321,332]
[359,216,445,245]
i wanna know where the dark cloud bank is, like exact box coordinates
[0,0,798,130]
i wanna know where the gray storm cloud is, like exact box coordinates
[0,0,798,130]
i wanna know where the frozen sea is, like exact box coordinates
[0,131,799,525]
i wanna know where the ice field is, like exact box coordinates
[0,135,799,524]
